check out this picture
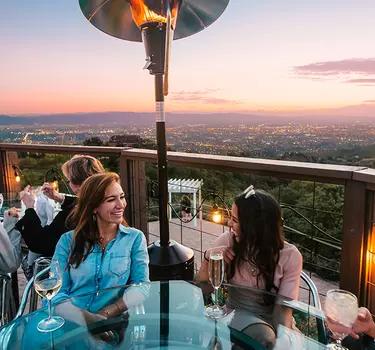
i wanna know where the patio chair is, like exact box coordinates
[300,271,327,344]
[0,273,16,327]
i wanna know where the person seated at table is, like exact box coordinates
[199,186,302,348]
[15,155,105,259]
[52,171,149,314]
[22,173,149,348]
[0,209,22,273]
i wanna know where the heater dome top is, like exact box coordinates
[79,0,230,42]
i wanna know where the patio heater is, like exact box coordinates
[78,0,229,281]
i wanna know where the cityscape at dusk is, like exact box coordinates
[2,121,375,166]
[1,1,375,117]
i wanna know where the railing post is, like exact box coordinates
[0,150,21,198]
[341,180,367,298]
[120,152,148,241]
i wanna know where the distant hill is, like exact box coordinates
[1,112,375,126]
[0,115,36,125]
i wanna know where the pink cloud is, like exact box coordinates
[171,89,220,96]
[364,100,375,104]
[294,58,375,76]
[344,78,375,84]
[170,89,243,105]
[294,59,375,84]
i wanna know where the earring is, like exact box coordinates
[93,214,97,223]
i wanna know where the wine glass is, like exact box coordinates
[205,249,226,319]
[34,257,65,332]
[324,289,358,349]
[0,193,3,211]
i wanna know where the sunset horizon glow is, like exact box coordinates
[2,1,375,117]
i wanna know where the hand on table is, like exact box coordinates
[85,312,115,343]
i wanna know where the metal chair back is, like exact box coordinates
[300,271,327,344]
[0,274,16,327]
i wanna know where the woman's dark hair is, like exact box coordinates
[67,172,127,268]
[228,189,284,296]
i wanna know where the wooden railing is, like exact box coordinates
[1,143,375,311]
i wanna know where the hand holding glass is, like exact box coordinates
[205,249,226,319]
[325,289,358,350]
[34,258,65,332]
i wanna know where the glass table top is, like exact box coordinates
[0,280,328,349]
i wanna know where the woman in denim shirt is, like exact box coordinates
[23,172,149,348]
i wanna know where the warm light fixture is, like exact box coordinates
[12,165,32,186]
[51,175,59,192]
[44,168,71,194]
[212,204,222,224]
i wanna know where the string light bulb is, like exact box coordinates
[12,165,31,185]
[212,204,223,224]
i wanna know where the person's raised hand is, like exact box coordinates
[6,208,20,219]
[20,189,35,209]
[350,307,375,339]
[42,183,64,203]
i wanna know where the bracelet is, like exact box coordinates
[114,302,122,314]
[204,250,209,262]
[100,308,110,318]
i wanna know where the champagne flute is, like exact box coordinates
[324,289,358,349]
[34,257,65,332]
[205,250,226,319]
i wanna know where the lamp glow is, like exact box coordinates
[212,212,222,224]
[12,165,31,185]
[51,180,59,192]
[212,204,222,224]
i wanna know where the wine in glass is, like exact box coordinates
[34,258,65,332]
[324,289,358,349]
[205,250,226,319]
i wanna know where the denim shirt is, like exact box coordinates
[51,224,149,313]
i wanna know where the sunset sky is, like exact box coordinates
[1,0,375,116]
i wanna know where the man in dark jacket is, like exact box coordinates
[15,155,105,259]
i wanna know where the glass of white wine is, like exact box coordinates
[205,249,226,319]
[34,257,65,332]
[324,289,358,349]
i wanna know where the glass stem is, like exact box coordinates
[47,298,52,321]
[214,287,219,308]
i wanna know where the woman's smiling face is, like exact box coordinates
[94,181,126,225]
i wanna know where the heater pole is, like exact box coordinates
[155,73,169,247]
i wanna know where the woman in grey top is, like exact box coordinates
[0,209,22,273]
